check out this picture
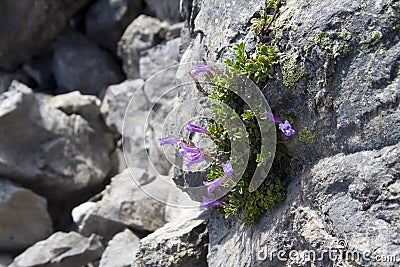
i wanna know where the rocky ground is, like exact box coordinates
[0,0,399,267]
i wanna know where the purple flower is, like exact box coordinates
[264,111,284,124]
[203,177,224,193]
[185,152,206,168]
[222,160,233,176]
[159,136,181,146]
[201,196,222,208]
[191,62,213,76]
[179,142,201,153]
[279,120,295,136]
[264,112,295,136]
[186,123,209,134]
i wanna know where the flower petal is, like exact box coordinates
[222,160,233,176]
[264,111,284,124]
[201,196,221,208]
[159,136,181,146]
[278,120,295,136]
[190,63,213,76]
[203,177,224,193]
[186,123,208,134]
[179,142,201,153]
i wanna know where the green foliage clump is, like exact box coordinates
[250,0,282,36]
[281,51,306,88]
[307,80,320,94]
[298,127,316,144]
[310,29,352,58]
[225,42,277,84]
[224,175,286,226]
[199,0,291,226]
[206,67,288,226]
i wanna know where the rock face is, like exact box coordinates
[0,179,52,252]
[118,15,169,78]
[0,81,111,199]
[52,31,124,95]
[44,91,108,133]
[100,79,145,135]
[144,0,182,23]
[134,214,209,267]
[176,0,400,266]
[0,0,91,70]
[139,37,181,100]
[208,144,400,267]
[9,232,104,267]
[86,0,142,52]
[74,168,168,240]
[99,229,140,267]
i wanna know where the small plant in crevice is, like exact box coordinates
[250,0,284,40]
[160,1,297,226]
[159,61,295,226]
[225,43,277,85]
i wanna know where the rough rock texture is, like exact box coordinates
[99,229,140,267]
[144,0,182,23]
[208,145,400,267]
[0,81,111,199]
[44,91,105,131]
[118,15,169,78]
[174,0,400,266]
[134,213,209,267]
[0,0,91,70]
[100,79,145,134]
[86,0,142,52]
[0,70,32,94]
[0,179,52,252]
[52,31,124,95]
[22,51,56,92]
[139,37,181,100]
[74,168,169,240]
[0,254,13,267]
[164,175,202,223]
[9,232,104,267]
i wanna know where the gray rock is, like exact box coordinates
[0,0,91,70]
[22,51,55,92]
[99,229,140,267]
[118,15,169,78]
[109,148,127,175]
[0,81,111,199]
[86,0,142,52]
[9,232,104,267]
[100,79,145,134]
[139,38,181,100]
[101,77,175,175]
[164,180,202,223]
[166,22,184,40]
[144,0,182,23]
[208,143,400,267]
[72,201,97,226]
[0,254,13,267]
[0,69,32,94]
[0,179,52,252]
[52,31,124,95]
[44,91,104,130]
[134,213,208,267]
[188,0,264,62]
[177,0,400,266]
[304,143,400,266]
[75,168,169,239]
